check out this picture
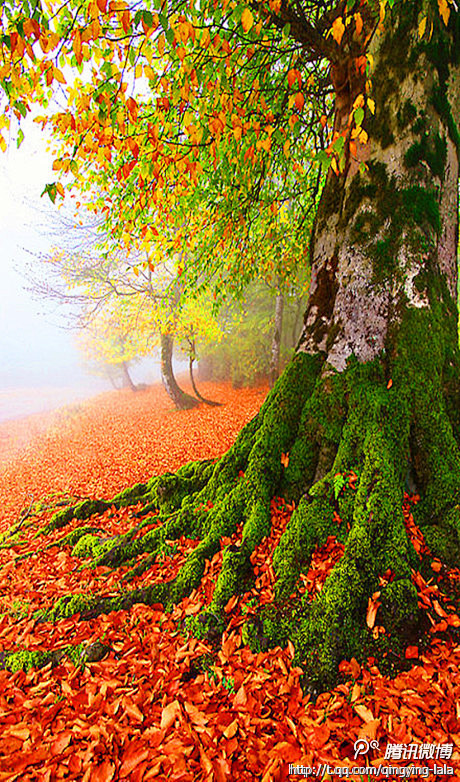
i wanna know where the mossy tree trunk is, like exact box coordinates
[269,289,284,388]
[160,332,199,409]
[30,9,460,691]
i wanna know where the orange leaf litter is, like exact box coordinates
[0,380,459,781]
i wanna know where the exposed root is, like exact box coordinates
[15,334,460,691]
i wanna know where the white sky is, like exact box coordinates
[0,117,92,388]
[0,117,140,407]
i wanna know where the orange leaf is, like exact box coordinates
[331,17,345,45]
[387,379,393,389]
[92,760,115,782]
[405,645,418,659]
[354,704,374,723]
[432,599,447,618]
[120,746,149,777]
[287,69,301,89]
[73,30,83,65]
[354,12,363,35]
[294,93,305,111]
[123,697,144,722]
[241,8,254,33]
[350,657,361,679]
[366,592,381,629]
[51,730,72,755]
[233,683,247,708]
[309,723,330,748]
[160,699,181,730]
[223,718,238,738]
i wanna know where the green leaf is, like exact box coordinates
[354,107,364,126]
[16,128,24,148]
[333,473,346,500]
[143,10,153,27]
[41,183,57,204]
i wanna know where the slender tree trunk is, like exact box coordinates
[121,362,137,392]
[160,332,199,409]
[269,290,284,387]
[189,352,222,407]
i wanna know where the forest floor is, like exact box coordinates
[0,380,459,781]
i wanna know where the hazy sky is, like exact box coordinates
[0,117,163,401]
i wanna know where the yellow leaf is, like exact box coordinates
[0,134,7,153]
[158,33,165,56]
[283,139,290,157]
[367,98,375,114]
[241,8,254,33]
[418,16,427,38]
[438,0,450,25]
[331,16,345,45]
[53,66,66,84]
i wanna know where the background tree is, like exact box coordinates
[1,0,459,691]
[76,293,158,391]
[30,230,205,407]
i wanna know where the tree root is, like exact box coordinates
[19,341,460,691]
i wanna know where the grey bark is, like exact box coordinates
[297,24,459,373]
[160,332,199,409]
[121,362,137,392]
[269,291,284,387]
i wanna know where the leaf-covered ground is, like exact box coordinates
[0,381,459,781]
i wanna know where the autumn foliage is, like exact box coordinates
[0,383,459,780]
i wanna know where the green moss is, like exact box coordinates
[397,100,417,130]
[37,499,110,537]
[402,187,441,234]
[71,533,108,559]
[404,132,447,179]
[0,640,112,673]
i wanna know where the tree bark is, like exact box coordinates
[189,351,222,407]
[121,362,137,392]
[34,9,460,692]
[160,332,199,409]
[269,290,284,387]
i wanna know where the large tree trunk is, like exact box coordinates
[281,12,460,687]
[28,11,460,692]
[269,290,284,388]
[160,332,199,410]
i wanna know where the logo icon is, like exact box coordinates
[353,739,379,759]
